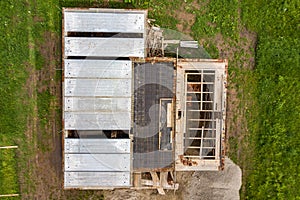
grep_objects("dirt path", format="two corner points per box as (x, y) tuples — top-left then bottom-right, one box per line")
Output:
(21, 4), (64, 197)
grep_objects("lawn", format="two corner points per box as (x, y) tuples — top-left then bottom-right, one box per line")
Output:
(241, 0), (300, 199)
(0, 0), (32, 197)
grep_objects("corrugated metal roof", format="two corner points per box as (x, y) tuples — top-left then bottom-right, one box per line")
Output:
(64, 79), (131, 97)
(65, 60), (132, 79)
(64, 97), (131, 112)
(64, 11), (145, 33)
(64, 172), (131, 188)
(65, 154), (130, 171)
(65, 139), (130, 153)
(64, 112), (131, 130)
(63, 61), (132, 131)
(64, 138), (131, 188)
(64, 37), (144, 57)
(62, 8), (148, 189)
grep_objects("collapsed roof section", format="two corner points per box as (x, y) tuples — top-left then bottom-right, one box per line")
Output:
(62, 8), (227, 192)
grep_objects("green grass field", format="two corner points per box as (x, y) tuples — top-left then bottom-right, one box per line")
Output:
(0, 0), (299, 199)
(241, 1), (300, 198)
(1, 1), (31, 198)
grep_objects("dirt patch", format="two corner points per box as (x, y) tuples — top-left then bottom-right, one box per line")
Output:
(226, 86), (242, 155)
(103, 159), (241, 200)
(239, 28), (257, 69)
(24, 64), (36, 99)
(175, 11), (196, 34)
(20, 28), (65, 199)
(103, 189), (178, 200)
(213, 33), (232, 58)
(167, 1), (205, 34)
(174, 0), (210, 34)
(191, 0), (201, 10)
(33, 16), (44, 23)
(33, 31), (63, 199)
(37, 31), (59, 93)
(184, 158), (241, 200)
(213, 30), (257, 70)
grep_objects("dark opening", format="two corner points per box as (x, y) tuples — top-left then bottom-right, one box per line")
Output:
(67, 32), (143, 38)
(66, 56), (130, 60)
(187, 74), (201, 82)
(178, 111), (182, 119)
(102, 130), (129, 138)
(67, 130), (79, 138)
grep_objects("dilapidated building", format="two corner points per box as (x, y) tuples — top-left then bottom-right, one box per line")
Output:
(62, 8), (227, 194)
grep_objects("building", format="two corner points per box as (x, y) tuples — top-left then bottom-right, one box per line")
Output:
(62, 8), (227, 194)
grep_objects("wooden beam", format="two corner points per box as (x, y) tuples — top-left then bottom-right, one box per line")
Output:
(133, 172), (142, 187)
(0, 194), (19, 197)
(0, 146), (18, 149)
(164, 40), (180, 44)
(160, 172), (168, 188)
(141, 179), (154, 186)
(150, 172), (165, 195)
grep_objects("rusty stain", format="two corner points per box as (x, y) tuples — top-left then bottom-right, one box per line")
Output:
(133, 167), (174, 173)
(220, 157), (225, 171)
(131, 57), (176, 63)
(179, 155), (198, 166)
(178, 58), (227, 63)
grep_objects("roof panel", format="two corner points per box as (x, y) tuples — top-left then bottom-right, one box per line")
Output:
(64, 60), (132, 79)
(64, 37), (144, 57)
(64, 112), (131, 130)
(64, 171), (131, 188)
(64, 97), (131, 112)
(64, 138), (130, 154)
(64, 11), (145, 33)
(64, 79), (131, 97)
(64, 153), (130, 171)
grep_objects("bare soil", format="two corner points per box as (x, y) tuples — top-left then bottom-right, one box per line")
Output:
(171, 0), (207, 34)
(103, 158), (241, 200)
(20, 31), (66, 199)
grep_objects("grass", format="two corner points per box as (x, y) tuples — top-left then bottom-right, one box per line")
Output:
(228, 136), (238, 163)
(240, 0), (300, 199)
(0, 149), (19, 197)
(0, 0), (31, 197)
